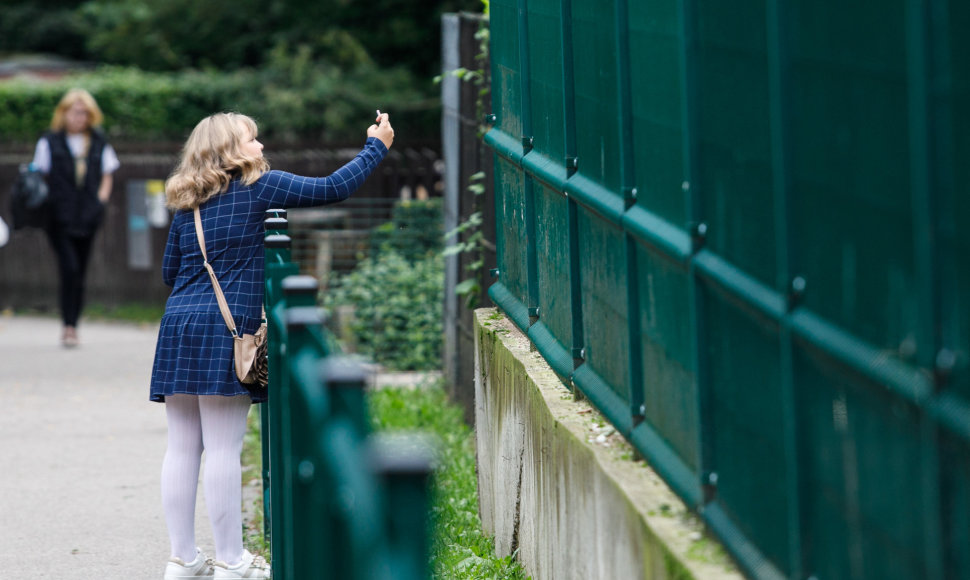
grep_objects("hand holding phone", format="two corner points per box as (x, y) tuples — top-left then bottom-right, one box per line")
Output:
(368, 109), (394, 149)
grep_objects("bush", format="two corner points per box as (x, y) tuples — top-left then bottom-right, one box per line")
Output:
(329, 199), (444, 370)
(0, 63), (440, 144)
(325, 250), (443, 371)
(370, 199), (444, 262)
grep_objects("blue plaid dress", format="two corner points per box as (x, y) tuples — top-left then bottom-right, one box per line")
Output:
(149, 137), (388, 403)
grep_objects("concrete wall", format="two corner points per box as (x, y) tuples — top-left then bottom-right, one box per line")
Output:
(473, 308), (743, 580)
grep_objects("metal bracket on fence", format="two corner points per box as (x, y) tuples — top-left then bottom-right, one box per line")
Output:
(572, 347), (585, 369)
(565, 156), (579, 175)
(935, 348), (956, 387)
(702, 471), (719, 504)
(788, 276), (807, 311)
(623, 187), (638, 208)
(632, 403), (646, 427)
(689, 222), (708, 253)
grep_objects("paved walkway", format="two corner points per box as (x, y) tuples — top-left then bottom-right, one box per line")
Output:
(0, 315), (214, 579)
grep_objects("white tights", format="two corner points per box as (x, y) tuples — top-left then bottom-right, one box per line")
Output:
(161, 394), (252, 566)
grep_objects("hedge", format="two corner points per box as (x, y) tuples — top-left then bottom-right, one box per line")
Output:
(0, 64), (440, 144)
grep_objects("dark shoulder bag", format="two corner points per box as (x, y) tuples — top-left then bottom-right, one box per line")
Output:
(9, 164), (50, 230)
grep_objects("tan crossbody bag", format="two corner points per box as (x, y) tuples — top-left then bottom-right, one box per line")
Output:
(193, 207), (268, 387)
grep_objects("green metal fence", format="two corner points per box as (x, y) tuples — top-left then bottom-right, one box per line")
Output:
(260, 211), (434, 579)
(483, 1), (968, 578)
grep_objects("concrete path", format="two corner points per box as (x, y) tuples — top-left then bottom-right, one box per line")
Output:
(0, 315), (214, 579)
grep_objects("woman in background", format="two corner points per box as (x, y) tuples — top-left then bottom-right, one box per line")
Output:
(31, 88), (120, 347)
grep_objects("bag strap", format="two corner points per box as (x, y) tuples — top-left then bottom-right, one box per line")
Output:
(194, 206), (240, 338)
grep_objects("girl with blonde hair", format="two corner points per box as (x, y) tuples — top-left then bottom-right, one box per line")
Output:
(150, 111), (393, 579)
(31, 88), (120, 347)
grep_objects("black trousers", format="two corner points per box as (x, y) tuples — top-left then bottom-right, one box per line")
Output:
(45, 227), (95, 327)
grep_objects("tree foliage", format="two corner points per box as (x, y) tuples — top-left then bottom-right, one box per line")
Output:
(0, 2), (89, 60)
(0, 0), (481, 79)
(0, 0), (483, 143)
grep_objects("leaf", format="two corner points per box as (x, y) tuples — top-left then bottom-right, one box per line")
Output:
(454, 553), (488, 571)
(442, 244), (466, 257)
(454, 279), (479, 296)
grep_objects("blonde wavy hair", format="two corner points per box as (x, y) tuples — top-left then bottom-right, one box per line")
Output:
(50, 88), (104, 131)
(165, 113), (270, 210)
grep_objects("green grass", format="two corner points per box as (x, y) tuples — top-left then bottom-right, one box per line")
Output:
(240, 383), (528, 578)
(8, 301), (165, 324)
(369, 383), (530, 580)
(8, 301), (168, 324)
(242, 408), (270, 559)
(83, 302), (165, 324)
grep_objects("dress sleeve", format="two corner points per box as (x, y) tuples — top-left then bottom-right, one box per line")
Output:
(101, 143), (121, 174)
(162, 216), (182, 287)
(256, 137), (388, 208)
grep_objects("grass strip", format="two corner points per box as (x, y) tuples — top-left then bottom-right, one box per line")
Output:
(241, 382), (529, 578)
(369, 383), (529, 580)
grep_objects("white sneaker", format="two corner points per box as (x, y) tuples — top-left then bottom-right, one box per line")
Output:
(213, 549), (270, 579)
(164, 548), (215, 579)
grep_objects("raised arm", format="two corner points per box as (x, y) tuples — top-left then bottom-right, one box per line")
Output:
(256, 137), (389, 208)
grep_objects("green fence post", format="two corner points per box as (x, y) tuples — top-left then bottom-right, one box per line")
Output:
(265, 230), (298, 580)
(282, 283), (329, 580)
(321, 357), (369, 434)
(262, 209), (288, 545)
(318, 357), (374, 579)
(560, 0), (585, 376)
(370, 434), (435, 580)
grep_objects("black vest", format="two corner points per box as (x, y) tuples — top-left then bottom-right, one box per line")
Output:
(46, 130), (107, 237)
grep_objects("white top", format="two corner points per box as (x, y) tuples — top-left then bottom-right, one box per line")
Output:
(31, 133), (121, 175)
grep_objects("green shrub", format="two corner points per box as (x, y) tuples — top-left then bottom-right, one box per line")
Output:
(325, 250), (443, 371)
(0, 63), (439, 143)
(370, 199), (444, 262)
